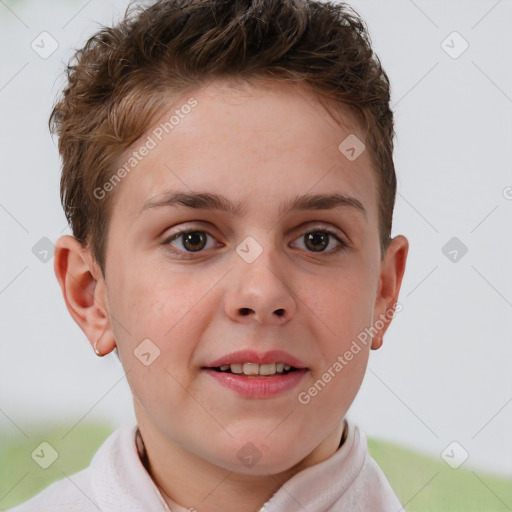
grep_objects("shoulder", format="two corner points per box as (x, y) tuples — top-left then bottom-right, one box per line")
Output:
(338, 421), (404, 511)
(259, 419), (404, 512)
(7, 467), (96, 512)
(6, 424), (154, 512)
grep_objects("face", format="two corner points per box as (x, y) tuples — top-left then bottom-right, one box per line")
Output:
(98, 79), (394, 474)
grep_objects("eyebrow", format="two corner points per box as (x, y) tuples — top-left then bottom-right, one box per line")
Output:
(139, 191), (367, 218)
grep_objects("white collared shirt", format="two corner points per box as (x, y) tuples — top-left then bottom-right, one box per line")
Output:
(8, 420), (404, 512)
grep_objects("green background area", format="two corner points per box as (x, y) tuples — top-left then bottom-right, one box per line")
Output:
(1, 424), (511, 511)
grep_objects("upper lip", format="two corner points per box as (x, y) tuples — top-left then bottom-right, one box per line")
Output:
(204, 349), (307, 369)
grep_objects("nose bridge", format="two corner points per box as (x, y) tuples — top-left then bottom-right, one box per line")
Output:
(225, 233), (296, 323)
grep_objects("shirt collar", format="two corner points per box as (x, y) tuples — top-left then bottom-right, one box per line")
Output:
(91, 419), (365, 512)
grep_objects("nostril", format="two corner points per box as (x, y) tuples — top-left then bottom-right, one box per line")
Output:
(238, 308), (285, 317)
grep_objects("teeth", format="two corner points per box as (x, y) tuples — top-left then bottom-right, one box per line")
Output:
(217, 362), (294, 376)
(259, 363), (276, 375)
(230, 363), (243, 374)
(243, 363), (260, 375)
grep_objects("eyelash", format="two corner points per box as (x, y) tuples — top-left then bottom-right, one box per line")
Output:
(162, 226), (348, 259)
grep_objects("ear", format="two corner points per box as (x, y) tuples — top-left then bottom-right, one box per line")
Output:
(54, 235), (116, 356)
(371, 235), (408, 350)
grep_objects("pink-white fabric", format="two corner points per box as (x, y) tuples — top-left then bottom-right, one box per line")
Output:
(9, 420), (404, 511)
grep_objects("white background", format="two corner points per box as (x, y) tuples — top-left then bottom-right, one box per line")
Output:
(1, 0), (511, 483)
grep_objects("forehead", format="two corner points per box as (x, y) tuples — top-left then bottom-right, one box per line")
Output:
(109, 79), (378, 224)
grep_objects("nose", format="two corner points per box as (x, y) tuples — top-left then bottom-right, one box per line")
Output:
(224, 246), (297, 325)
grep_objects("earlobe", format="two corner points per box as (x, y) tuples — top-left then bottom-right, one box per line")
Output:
(371, 235), (409, 350)
(54, 235), (116, 356)
(371, 333), (383, 350)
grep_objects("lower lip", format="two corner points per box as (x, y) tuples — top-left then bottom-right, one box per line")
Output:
(203, 369), (307, 398)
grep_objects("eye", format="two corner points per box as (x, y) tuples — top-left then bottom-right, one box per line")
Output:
(165, 230), (218, 254)
(291, 229), (346, 254)
(163, 226), (347, 258)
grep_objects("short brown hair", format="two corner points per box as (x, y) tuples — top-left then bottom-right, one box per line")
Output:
(50, 0), (396, 274)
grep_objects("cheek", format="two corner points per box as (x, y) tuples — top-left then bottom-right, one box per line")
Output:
(301, 263), (376, 351)
(108, 271), (201, 416)
(295, 261), (375, 413)
(108, 262), (212, 371)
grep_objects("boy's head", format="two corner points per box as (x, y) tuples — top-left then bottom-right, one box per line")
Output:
(53, 0), (407, 478)
(50, 0), (396, 276)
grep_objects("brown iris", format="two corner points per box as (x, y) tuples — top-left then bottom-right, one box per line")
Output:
(304, 232), (330, 252)
(181, 232), (207, 252)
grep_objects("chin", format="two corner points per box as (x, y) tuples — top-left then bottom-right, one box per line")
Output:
(206, 439), (308, 476)
(225, 453), (304, 476)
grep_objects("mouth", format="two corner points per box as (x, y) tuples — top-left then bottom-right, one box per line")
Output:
(201, 350), (308, 398)
(205, 362), (298, 376)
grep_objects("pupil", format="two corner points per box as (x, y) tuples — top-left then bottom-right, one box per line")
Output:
(305, 232), (328, 252)
(183, 232), (206, 251)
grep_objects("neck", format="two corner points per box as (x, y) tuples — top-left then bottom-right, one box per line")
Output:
(136, 421), (347, 512)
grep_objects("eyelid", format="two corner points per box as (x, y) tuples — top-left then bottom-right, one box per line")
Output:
(162, 226), (222, 258)
(291, 221), (350, 245)
(293, 222), (346, 239)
